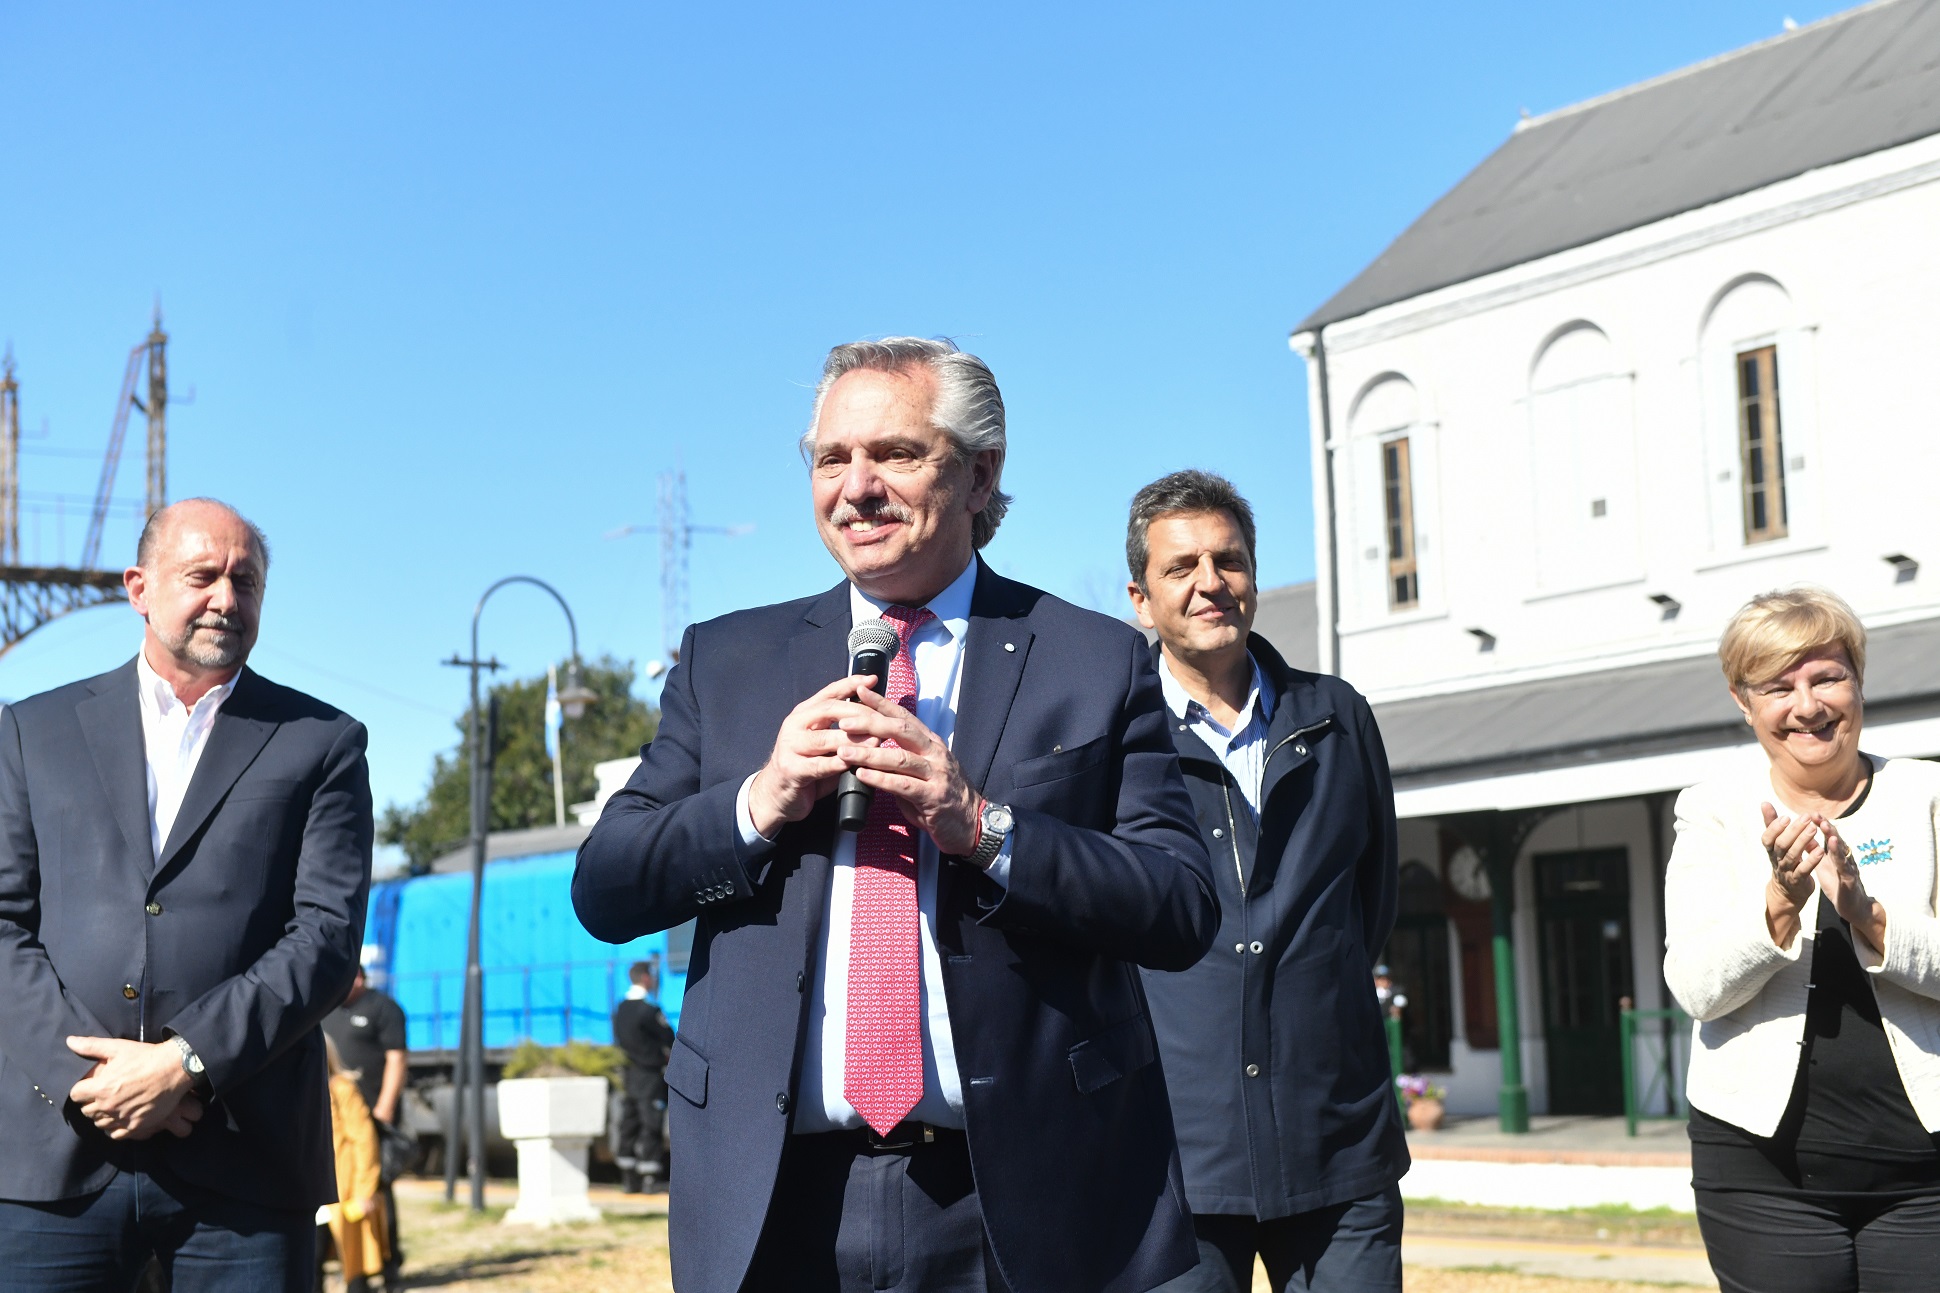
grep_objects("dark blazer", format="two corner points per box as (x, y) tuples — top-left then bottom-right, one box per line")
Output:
(574, 564), (1218, 1293)
(1140, 634), (1409, 1219)
(0, 660), (373, 1211)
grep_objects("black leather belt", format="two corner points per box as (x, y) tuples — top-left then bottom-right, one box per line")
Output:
(860, 1121), (959, 1152)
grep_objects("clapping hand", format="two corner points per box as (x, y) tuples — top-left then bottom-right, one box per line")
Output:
(1811, 815), (1888, 953)
(1761, 804), (1824, 948)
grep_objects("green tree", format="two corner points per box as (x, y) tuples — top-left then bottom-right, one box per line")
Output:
(379, 655), (657, 872)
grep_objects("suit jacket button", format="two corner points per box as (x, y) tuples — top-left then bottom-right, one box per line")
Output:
(795, 971), (805, 993)
(1212, 828), (1224, 839)
(1245, 1063), (1260, 1078)
(145, 902), (163, 916)
(123, 984), (139, 1000)
(776, 1092), (791, 1114)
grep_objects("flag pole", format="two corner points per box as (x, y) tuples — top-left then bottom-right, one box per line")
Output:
(547, 663), (566, 829)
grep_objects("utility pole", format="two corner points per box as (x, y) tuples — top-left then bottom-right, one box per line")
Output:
(1, 350), (18, 565)
(143, 308), (167, 517)
(609, 472), (751, 672)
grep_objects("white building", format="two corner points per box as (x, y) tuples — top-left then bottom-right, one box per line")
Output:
(1287, 0), (1940, 1122)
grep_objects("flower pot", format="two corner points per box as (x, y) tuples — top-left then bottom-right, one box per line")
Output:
(497, 1076), (610, 1225)
(1406, 1097), (1445, 1131)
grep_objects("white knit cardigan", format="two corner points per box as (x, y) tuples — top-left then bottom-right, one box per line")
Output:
(1664, 754), (1940, 1137)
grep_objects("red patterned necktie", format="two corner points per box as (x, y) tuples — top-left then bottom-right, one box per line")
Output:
(844, 603), (934, 1135)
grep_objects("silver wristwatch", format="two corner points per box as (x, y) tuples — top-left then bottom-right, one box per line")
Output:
(171, 1034), (208, 1093)
(968, 801), (1014, 871)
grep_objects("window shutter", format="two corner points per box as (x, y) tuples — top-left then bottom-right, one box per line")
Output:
(1773, 328), (1820, 542)
(1349, 434), (1392, 623)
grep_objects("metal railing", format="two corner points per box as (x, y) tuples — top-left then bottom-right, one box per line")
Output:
(1620, 1006), (1691, 1136)
(394, 959), (634, 1054)
(1385, 1014), (1404, 1113)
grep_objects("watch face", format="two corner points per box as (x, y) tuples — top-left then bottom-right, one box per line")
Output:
(986, 804), (1014, 833)
(1448, 846), (1491, 902)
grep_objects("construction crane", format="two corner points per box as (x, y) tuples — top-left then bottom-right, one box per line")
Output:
(0, 311), (170, 659)
(605, 469), (751, 674)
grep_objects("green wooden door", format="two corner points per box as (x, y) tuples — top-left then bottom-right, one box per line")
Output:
(1536, 848), (1634, 1115)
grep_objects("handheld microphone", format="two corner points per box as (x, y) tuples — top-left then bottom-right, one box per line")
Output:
(836, 619), (901, 832)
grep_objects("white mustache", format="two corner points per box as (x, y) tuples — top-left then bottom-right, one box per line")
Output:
(830, 500), (913, 527)
(192, 616), (243, 633)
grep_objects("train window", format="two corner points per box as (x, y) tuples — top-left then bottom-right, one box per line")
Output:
(666, 918), (696, 974)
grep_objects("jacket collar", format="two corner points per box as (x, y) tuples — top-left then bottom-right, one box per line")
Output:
(1149, 632), (1335, 766)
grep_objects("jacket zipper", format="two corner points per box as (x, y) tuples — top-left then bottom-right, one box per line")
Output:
(1220, 778), (1245, 898)
(1221, 721), (1331, 900)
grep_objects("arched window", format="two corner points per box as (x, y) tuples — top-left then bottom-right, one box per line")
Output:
(1699, 275), (1818, 553)
(1527, 323), (1640, 593)
(1345, 375), (1440, 622)
(1383, 860), (1453, 1070)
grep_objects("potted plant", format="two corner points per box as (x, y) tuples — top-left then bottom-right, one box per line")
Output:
(497, 1042), (623, 1225)
(1395, 1074), (1448, 1131)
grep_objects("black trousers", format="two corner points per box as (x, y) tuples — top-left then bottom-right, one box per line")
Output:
(1696, 1186), (1940, 1292)
(741, 1127), (1008, 1293)
(617, 1066), (667, 1178)
(1149, 1187), (1403, 1293)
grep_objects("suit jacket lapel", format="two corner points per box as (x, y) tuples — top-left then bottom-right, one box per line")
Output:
(951, 559), (1032, 793)
(158, 668), (279, 868)
(790, 581), (855, 704)
(77, 660), (155, 869)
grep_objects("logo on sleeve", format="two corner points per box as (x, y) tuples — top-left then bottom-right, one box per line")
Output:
(1854, 838), (1893, 867)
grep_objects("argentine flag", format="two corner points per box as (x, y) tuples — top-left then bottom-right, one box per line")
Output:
(545, 665), (563, 760)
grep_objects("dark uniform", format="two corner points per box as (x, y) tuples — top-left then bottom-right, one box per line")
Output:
(612, 992), (674, 1189)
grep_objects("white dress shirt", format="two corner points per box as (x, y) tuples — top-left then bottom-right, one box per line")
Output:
(734, 558), (1012, 1131)
(135, 650), (240, 860)
(1158, 652), (1275, 818)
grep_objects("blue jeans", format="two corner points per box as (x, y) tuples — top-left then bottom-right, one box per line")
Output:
(0, 1169), (315, 1293)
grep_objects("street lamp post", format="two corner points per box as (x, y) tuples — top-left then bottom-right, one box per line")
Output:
(442, 575), (595, 1211)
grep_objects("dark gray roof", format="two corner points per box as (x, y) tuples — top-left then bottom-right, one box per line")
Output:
(1299, 0), (1940, 333)
(1252, 582), (1319, 672)
(1375, 615), (1940, 789)
(429, 822), (590, 874)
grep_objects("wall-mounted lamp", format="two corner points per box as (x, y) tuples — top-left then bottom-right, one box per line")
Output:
(1648, 592), (1682, 621)
(1884, 553), (1920, 584)
(1466, 627), (1497, 652)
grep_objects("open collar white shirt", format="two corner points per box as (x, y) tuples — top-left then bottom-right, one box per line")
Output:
(1158, 651), (1275, 819)
(134, 649), (240, 860)
(734, 557), (1011, 1132)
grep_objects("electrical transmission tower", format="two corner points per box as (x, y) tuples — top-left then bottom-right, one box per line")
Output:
(0, 311), (170, 658)
(606, 469), (751, 671)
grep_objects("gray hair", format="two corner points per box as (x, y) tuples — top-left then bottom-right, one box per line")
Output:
(802, 337), (1012, 550)
(1126, 469), (1257, 591)
(135, 497), (272, 572)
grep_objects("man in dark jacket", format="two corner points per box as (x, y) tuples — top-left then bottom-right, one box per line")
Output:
(1126, 471), (1407, 1293)
(611, 959), (674, 1192)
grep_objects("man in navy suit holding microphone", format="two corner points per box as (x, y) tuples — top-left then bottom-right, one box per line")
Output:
(574, 337), (1217, 1293)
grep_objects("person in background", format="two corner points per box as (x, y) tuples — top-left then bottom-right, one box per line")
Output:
(1665, 587), (1940, 1292)
(319, 1036), (389, 1293)
(323, 963), (409, 1285)
(1127, 469), (1408, 1293)
(612, 959), (675, 1193)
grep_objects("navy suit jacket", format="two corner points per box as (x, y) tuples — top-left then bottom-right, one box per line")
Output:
(0, 660), (373, 1211)
(574, 564), (1218, 1293)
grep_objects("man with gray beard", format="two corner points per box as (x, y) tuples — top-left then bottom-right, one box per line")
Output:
(0, 498), (373, 1292)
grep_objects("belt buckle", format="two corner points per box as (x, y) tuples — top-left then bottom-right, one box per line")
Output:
(865, 1122), (935, 1151)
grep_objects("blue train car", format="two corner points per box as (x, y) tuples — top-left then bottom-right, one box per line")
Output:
(365, 848), (691, 1057)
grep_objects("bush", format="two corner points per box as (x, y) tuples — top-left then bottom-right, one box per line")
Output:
(500, 1040), (626, 1088)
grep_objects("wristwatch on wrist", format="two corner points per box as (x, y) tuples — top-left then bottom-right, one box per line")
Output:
(170, 1034), (210, 1097)
(967, 800), (1014, 872)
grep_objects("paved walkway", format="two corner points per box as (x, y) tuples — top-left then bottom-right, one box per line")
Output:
(1403, 1114), (1697, 1211)
(1408, 1113), (1691, 1163)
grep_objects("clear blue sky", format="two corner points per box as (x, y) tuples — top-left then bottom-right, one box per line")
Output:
(0, 2), (1849, 848)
